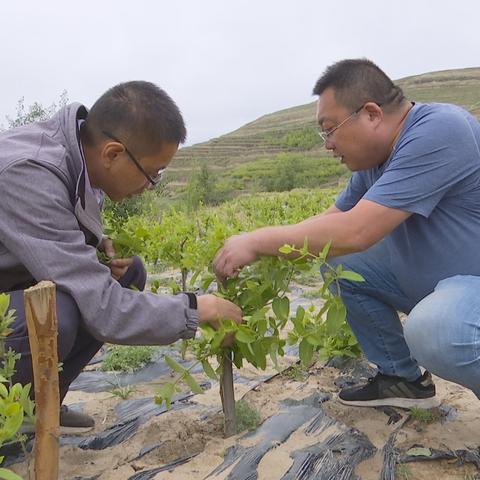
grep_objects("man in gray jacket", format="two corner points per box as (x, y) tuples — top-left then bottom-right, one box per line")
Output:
(0, 81), (241, 432)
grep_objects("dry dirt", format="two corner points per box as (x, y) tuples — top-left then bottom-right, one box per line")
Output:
(9, 358), (480, 480)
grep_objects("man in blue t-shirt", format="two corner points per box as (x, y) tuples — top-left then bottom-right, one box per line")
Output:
(213, 58), (480, 408)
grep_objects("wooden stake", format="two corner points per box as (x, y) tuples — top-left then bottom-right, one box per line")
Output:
(24, 281), (59, 480)
(220, 352), (236, 438)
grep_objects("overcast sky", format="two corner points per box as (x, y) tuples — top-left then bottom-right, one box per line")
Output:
(1, 0), (478, 145)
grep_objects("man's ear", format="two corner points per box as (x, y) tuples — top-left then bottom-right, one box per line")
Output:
(101, 141), (124, 170)
(363, 102), (383, 124)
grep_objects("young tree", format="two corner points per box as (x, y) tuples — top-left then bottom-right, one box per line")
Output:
(3, 91), (68, 130)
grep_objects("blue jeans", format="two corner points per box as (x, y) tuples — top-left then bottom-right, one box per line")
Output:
(324, 241), (480, 398)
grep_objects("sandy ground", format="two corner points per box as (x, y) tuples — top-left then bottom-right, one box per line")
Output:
(9, 360), (480, 480)
(8, 280), (480, 479)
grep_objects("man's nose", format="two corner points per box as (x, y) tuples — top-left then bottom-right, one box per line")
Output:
(325, 137), (335, 150)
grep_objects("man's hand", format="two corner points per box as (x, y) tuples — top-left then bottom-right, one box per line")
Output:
(197, 294), (243, 347)
(98, 237), (133, 280)
(213, 233), (258, 283)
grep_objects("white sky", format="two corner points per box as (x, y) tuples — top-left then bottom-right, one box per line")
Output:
(0, 0), (478, 145)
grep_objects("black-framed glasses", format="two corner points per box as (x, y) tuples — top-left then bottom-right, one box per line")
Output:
(318, 104), (365, 142)
(102, 130), (165, 186)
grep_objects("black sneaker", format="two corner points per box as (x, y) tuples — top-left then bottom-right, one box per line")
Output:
(338, 371), (440, 409)
(19, 405), (95, 435)
(59, 405), (95, 434)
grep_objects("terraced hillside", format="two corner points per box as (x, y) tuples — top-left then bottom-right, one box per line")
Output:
(168, 67), (480, 189)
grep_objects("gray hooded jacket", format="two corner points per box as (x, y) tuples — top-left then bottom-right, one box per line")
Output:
(0, 103), (198, 344)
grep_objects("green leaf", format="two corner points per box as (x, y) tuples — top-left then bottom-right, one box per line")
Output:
(183, 372), (204, 394)
(0, 384), (10, 401)
(305, 334), (322, 346)
(319, 241), (332, 261)
(154, 383), (175, 409)
(235, 326), (256, 344)
(272, 296), (290, 321)
(278, 245), (293, 254)
(252, 343), (267, 370)
(269, 343), (279, 369)
(0, 294), (9, 317)
(201, 359), (218, 380)
(338, 270), (365, 282)
(406, 447), (432, 457)
(164, 355), (186, 374)
(325, 302), (346, 335)
(295, 305), (305, 323)
(0, 468), (23, 480)
(299, 338), (314, 366)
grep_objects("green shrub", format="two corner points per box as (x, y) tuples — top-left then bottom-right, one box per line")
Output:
(101, 345), (159, 373)
(265, 127), (322, 150)
(0, 293), (35, 480)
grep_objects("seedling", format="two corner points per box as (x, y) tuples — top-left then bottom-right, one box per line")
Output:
(155, 241), (364, 437)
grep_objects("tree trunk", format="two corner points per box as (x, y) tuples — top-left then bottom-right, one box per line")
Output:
(24, 281), (59, 480)
(181, 268), (188, 291)
(220, 352), (236, 437)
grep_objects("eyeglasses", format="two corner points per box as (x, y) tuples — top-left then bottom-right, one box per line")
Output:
(102, 130), (166, 186)
(318, 104), (364, 142)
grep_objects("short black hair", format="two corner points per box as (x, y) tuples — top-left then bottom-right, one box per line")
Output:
(313, 59), (405, 112)
(84, 81), (186, 156)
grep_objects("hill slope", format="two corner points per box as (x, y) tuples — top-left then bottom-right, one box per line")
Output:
(168, 67), (480, 190)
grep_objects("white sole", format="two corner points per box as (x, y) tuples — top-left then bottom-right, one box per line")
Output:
(338, 394), (441, 409)
(19, 425), (94, 435)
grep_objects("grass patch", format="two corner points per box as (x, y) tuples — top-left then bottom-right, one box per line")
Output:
(101, 345), (159, 373)
(225, 154), (346, 193)
(235, 400), (261, 433)
(409, 407), (440, 424)
(282, 362), (311, 382)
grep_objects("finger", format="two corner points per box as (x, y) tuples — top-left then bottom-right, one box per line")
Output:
(103, 238), (116, 258)
(110, 257), (134, 268)
(111, 266), (128, 279)
(213, 256), (228, 284)
(212, 249), (225, 275)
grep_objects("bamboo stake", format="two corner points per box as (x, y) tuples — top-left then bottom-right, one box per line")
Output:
(220, 352), (236, 438)
(24, 281), (59, 480)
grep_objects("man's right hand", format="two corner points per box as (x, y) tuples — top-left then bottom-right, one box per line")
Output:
(196, 294), (243, 346)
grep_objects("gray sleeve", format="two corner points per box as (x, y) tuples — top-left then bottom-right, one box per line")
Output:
(0, 160), (198, 345)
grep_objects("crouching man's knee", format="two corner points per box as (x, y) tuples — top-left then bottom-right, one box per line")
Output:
(118, 255), (147, 291)
(404, 276), (480, 394)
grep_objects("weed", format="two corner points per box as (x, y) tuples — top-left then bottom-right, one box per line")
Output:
(409, 407), (440, 424)
(110, 384), (136, 400)
(301, 289), (321, 299)
(235, 400), (261, 433)
(282, 362), (310, 382)
(101, 345), (159, 373)
(396, 464), (413, 480)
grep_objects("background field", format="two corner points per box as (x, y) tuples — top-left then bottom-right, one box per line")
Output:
(163, 67), (480, 200)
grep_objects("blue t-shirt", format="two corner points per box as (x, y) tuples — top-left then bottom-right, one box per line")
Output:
(336, 103), (480, 303)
